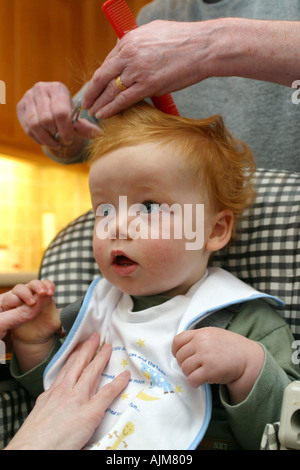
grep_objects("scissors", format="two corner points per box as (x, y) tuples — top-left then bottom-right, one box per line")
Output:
(54, 100), (82, 142)
(70, 101), (82, 123)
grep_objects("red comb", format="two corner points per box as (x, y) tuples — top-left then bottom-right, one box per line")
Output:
(102, 0), (180, 116)
(102, 0), (138, 37)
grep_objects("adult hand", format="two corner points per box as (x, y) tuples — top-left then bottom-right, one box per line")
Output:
(17, 81), (101, 152)
(0, 290), (23, 339)
(5, 332), (130, 450)
(82, 20), (206, 118)
(82, 17), (299, 120)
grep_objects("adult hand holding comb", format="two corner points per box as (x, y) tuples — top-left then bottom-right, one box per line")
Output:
(82, 0), (181, 118)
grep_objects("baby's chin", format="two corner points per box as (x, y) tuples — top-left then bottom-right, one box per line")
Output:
(117, 283), (188, 298)
(120, 287), (166, 297)
(105, 271), (189, 298)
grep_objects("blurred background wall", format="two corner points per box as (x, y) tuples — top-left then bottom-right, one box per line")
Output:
(0, 0), (151, 274)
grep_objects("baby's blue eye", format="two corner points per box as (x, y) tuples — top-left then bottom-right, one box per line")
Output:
(96, 204), (116, 217)
(141, 201), (160, 214)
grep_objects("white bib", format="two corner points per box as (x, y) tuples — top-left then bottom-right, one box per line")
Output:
(44, 268), (283, 450)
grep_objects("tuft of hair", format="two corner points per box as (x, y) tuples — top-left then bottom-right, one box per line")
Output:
(87, 101), (256, 236)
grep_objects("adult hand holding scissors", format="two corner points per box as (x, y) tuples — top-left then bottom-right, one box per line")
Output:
(17, 81), (101, 158)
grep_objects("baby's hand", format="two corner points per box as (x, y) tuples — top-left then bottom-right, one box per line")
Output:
(172, 327), (264, 404)
(1, 279), (61, 344)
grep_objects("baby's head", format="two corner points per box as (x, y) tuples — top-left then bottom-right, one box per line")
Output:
(88, 101), (255, 236)
(88, 101), (255, 297)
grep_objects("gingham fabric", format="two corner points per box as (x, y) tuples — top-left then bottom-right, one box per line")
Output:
(0, 387), (35, 449)
(261, 423), (281, 450)
(39, 168), (300, 341)
(210, 169), (300, 341)
(39, 210), (101, 309)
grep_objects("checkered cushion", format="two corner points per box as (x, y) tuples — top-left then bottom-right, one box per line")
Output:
(0, 387), (35, 449)
(39, 169), (300, 340)
(39, 212), (100, 309)
(210, 169), (300, 341)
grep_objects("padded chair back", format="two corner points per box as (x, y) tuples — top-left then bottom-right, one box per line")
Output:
(39, 169), (300, 340)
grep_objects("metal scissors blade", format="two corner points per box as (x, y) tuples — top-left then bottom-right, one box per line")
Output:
(71, 101), (82, 123)
(54, 100), (82, 141)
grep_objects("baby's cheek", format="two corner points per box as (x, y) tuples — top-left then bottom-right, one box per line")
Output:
(146, 239), (184, 272)
(93, 237), (107, 267)
(147, 237), (172, 257)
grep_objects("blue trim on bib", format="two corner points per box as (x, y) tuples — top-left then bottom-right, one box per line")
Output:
(182, 292), (283, 449)
(184, 293), (284, 331)
(188, 383), (212, 450)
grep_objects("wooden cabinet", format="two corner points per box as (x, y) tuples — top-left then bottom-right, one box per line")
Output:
(0, 0), (151, 164)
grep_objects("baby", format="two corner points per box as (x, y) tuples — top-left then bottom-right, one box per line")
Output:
(4, 102), (299, 450)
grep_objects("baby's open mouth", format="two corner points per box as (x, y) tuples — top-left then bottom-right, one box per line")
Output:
(114, 255), (135, 266)
(111, 252), (138, 276)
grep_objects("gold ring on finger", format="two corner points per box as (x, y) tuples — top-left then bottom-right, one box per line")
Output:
(115, 75), (127, 91)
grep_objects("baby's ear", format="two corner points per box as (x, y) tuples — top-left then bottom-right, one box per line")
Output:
(205, 209), (234, 252)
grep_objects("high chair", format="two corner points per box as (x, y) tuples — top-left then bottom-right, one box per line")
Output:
(1, 168), (299, 449)
(38, 167), (300, 449)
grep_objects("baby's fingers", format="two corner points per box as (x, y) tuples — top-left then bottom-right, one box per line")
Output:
(10, 284), (38, 307)
(2, 280), (55, 312)
(27, 279), (55, 297)
(172, 330), (195, 357)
